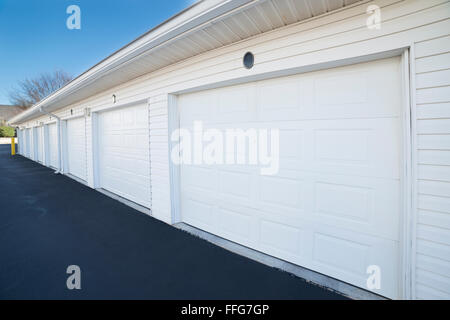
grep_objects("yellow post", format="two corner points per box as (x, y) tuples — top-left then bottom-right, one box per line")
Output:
(11, 137), (15, 156)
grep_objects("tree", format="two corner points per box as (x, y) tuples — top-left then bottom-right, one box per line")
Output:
(8, 70), (73, 108)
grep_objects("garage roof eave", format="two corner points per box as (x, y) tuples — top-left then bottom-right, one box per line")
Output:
(8, 0), (254, 126)
(8, 0), (365, 126)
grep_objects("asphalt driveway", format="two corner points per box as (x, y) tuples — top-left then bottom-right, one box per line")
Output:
(0, 144), (346, 299)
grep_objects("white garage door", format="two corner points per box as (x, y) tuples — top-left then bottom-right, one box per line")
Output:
(36, 126), (44, 163)
(178, 57), (403, 299)
(18, 129), (24, 155)
(47, 123), (58, 168)
(97, 103), (151, 208)
(66, 117), (87, 181)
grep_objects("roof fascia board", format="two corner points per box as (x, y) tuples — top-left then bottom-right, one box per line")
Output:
(8, 0), (255, 125)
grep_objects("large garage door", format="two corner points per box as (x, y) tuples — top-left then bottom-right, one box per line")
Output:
(25, 128), (31, 158)
(66, 117), (87, 181)
(17, 130), (22, 155)
(47, 123), (58, 168)
(97, 103), (151, 208)
(178, 57), (403, 299)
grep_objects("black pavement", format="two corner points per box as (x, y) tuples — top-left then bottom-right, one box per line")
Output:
(0, 144), (346, 299)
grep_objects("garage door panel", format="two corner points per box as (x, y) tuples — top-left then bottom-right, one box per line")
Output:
(263, 174), (398, 238)
(66, 117), (87, 181)
(183, 199), (259, 250)
(24, 130), (27, 157)
(278, 129), (304, 159)
(101, 168), (148, 191)
(102, 128), (148, 138)
(182, 179), (400, 227)
(30, 129), (36, 160)
(101, 153), (149, 176)
(181, 187), (219, 212)
(102, 164), (150, 187)
(181, 118), (401, 179)
(257, 77), (302, 120)
(312, 119), (401, 179)
(181, 166), (217, 192)
(47, 123), (58, 168)
(311, 176), (400, 241)
(97, 103), (151, 208)
(217, 206), (256, 245)
(271, 119), (401, 179)
(28, 129), (32, 158)
(179, 57), (402, 298)
(260, 219), (303, 256)
(219, 169), (252, 199)
(217, 84), (257, 123)
(258, 175), (306, 210)
(258, 218), (398, 297)
(32, 128), (38, 160)
(178, 92), (217, 124)
(183, 197), (216, 229)
(309, 229), (399, 299)
(191, 167), (401, 241)
(36, 127), (43, 163)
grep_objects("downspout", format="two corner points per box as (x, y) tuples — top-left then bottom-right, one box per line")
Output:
(39, 107), (63, 174)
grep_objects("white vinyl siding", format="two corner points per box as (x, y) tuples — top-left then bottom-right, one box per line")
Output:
(17, 0), (450, 299)
(414, 34), (450, 300)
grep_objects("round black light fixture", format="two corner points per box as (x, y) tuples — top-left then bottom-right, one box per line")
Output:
(243, 52), (254, 69)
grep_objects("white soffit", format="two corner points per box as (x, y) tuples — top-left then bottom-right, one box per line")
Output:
(9, 0), (362, 124)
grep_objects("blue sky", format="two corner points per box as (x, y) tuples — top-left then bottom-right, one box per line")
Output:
(0, 0), (195, 104)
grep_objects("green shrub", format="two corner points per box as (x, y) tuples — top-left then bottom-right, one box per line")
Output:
(0, 126), (15, 137)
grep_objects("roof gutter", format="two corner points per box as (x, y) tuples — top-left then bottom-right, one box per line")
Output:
(8, 0), (255, 126)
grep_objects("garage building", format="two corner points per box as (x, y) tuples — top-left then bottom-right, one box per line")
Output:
(8, 0), (450, 299)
